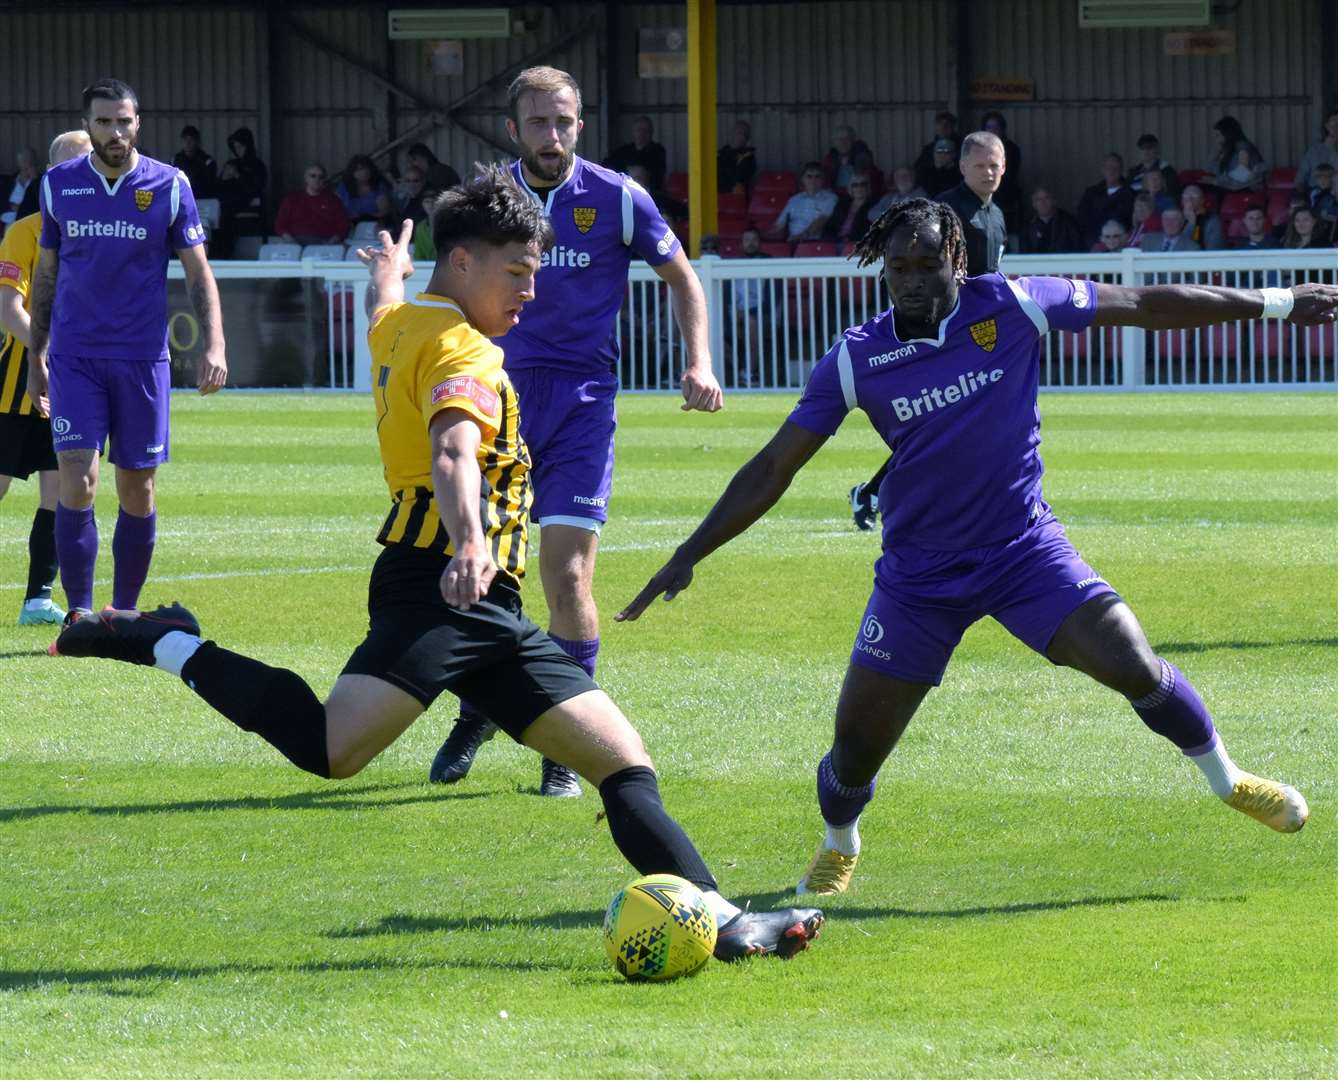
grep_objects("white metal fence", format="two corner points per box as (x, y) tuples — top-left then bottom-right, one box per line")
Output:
(177, 250), (1338, 392)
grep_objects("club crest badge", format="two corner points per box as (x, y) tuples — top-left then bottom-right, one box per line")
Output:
(573, 207), (597, 233)
(969, 318), (997, 352)
(134, 189), (154, 211)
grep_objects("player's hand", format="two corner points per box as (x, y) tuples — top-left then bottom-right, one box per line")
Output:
(679, 364), (723, 413)
(440, 542), (496, 610)
(615, 555), (695, 622)
(1284, 284), (1338, 326)
(197, 345), (228, 395)
(26, 350), (50, 418)
(357, 218), (415, 281)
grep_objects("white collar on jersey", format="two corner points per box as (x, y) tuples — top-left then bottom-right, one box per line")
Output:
(513, 157), (579, 214)
(890, 295), (962, 348)
(407, 293), (466, 318)
(85, 150), (139, 197)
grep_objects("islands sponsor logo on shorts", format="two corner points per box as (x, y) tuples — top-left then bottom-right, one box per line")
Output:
(573, 207), (597, 233)
(52, 416), (71, 436)
(969, 318), (997, 352)
(1072, 280), (1091, 308)
(572, 494), (607, 507)
(430, 375), (499, 418)
(856, 614), (892, 661)
(134, 189), (154, 212)
(891, 367), (1004, 422)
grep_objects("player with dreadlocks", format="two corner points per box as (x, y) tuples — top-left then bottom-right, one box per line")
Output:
(619, 196), (1337, 895)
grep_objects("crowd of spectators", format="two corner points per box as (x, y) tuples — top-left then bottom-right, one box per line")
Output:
(3, 107), (1335, 260)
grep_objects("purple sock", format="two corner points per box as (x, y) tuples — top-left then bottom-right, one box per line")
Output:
(1130, 658), (1216, 753)
(112, 508), (157, 611)
(549, 633), (599, 679)
(55, 503), (98, 612)
(817, 751), (876, 827)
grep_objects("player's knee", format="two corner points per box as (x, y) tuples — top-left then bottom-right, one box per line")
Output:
(325, 751), (366, 780)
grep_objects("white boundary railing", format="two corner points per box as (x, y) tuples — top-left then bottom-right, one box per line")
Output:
(176, 250), (1338, 392)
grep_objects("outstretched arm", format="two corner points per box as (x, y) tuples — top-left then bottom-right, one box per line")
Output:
(617, 420), (827, 621)
(178, 244), (228, 394)
(1093, 281), (1338, 330)
(653, 248), (723, 413)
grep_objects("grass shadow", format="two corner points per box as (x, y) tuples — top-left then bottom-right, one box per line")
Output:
(0, 648), (49, 660)
(0, 780), (488, 823)
(735, 890), (1184, 919)
(1154, 637), (1338, 655)
(324, 910), (606, 938)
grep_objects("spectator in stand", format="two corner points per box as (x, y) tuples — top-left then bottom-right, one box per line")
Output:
(914, 111), (959, 192)
(628, 164), (686, 221)
(604, 115), (667, 192)
(822, 125), (875, 193)
(1128, 133), (1178, 197)
(1139, 166), (1177, 213)
(393, 166), (436, 226)
(273, 162), (350, 246)
(1237, 207), (1280, 249)
(1208, 116), (1266, 192)
(1077, 153), (1134, 245)
(405, 143), (460, 193)
(938, 131), (1007, 275)
(336, 154), (392, 225)
(725, 226), (772, 387)
(765, 161), (837, 243)
(1306, 163), (1337, 225)
(1097, 219), (1130, 252)
(920, 138), (961, 198)
(1, 147), (42, 229)
(1140, 207), (1199, 252)
(1180, 184), (1225, 250)
(1127, 193), (1158, 247)
(1283, 206), (1330, 249)
(216, 127), (269, 256)
(980, 111), (1022, 234)
(173, 126), (218, 198)
(1020, 186), (1083, 253)
(1295, 110), (1338, 193)
(825, 171), (877, 244)
(718, 119), (756, 194)
(868, 166), (926, 219)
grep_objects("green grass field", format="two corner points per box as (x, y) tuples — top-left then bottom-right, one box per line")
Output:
(2, 391), (1335, 1078)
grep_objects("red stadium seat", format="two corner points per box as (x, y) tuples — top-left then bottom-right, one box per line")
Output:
(1219, 191), (1267, 220)
(754, 170), (798, 193)
(1140, 212), (1164, 233)
(718, 191), (746, 213)
(747, 191), (789, 230)
(665, 171), (688, 200)
(759, 241), (793, 258)
(1197, 190), (1219, 214)
(1266, 167), (1297, 191)
(1267, 196), (1293, 229)
(717, 210), (748, 238)
(1226, 217), (1250, 241)
(1178, 169), (1214, 188)
(718, 238), (742, 258)
(793, 241), (838, 258)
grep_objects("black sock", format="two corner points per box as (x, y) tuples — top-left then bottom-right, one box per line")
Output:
(26, 508), (58, 601)
(181, 642), (331, 777)
(598, 766), (716, 893)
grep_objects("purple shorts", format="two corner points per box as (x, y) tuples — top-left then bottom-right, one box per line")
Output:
(510, 366), (617, 528)
(852, 511), (1116, 686)
(48, 353), (171, 470)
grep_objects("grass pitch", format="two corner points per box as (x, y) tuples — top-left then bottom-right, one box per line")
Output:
(1, 390), (1335, 1078)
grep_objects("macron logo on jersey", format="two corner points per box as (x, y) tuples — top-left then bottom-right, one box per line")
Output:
(61, 187), (96, 196)
(540, 245), (591, 269)
(892, 368), (1004, 422)
(867, 343), (918, 368)
(66, 219), (148, 240)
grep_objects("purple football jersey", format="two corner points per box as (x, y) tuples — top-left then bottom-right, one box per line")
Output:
(501, 156), (679, 375)
(788, 273), (1099, 550)
(40, 153), (206, 361)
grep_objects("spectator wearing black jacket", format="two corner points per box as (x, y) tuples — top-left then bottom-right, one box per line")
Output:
(216, 126), (269, 256)
(173, 125), (218, 198)
(718, 119), (756, 194)
(1021, 187), (1084, 253)
(913, 111), (960, 192)
(1077, 153), (1134, 245)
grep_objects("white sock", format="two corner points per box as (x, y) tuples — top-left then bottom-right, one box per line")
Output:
(701, 890), (741, 925)
(824, 817), (861, 857)
(152, 630), (204, 676)
(1187, 737), (1243, 799)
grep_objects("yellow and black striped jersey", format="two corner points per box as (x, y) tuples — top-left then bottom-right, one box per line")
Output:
(0, 212), (41, 416)
(368, 292), (531, 583)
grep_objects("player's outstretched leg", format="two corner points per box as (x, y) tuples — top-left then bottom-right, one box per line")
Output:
(1048, 595), (1308, 834)
(798, 663), (931, 895)
(523, 689), (823, 961)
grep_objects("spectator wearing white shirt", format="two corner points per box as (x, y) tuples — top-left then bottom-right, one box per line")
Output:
(766, 162), (837, 243)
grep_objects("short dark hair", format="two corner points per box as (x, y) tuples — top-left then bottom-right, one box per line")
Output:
(180, 125), (200, 139)
(853, 197), (968, 284)
(430, 162), (555, 259)
(1136, 133), (1159, 148)
(407, 143), (434, 161)
(82, 77), (138, 116)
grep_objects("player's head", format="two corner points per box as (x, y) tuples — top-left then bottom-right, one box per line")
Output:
(854, 198), (968, 327)
(48, 130), (92, 167)
(81, 78), (140, 168)
(429, 163), (555, 336)
(506, 66), (583, 183)
(958, 131), (1005, 199)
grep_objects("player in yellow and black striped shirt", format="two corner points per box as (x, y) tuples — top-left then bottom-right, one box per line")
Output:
(53, 165), (825, 960)
(0, 130), (90, 625)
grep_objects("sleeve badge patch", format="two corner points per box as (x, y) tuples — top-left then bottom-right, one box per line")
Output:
(0, 260), (21, 284)
(573, 207), (597, 233)
(1072, 280), (1090, 308)
(431, 375), (500, 417)
(134, 189), (154, 211)
(969, 319), (997, 352)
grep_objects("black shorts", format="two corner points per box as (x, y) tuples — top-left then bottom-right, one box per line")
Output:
(0, 413), (57, 479)
(341, 543), (597, 741)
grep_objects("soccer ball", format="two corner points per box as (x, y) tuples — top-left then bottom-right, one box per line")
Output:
(603, 874), (717, 981)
